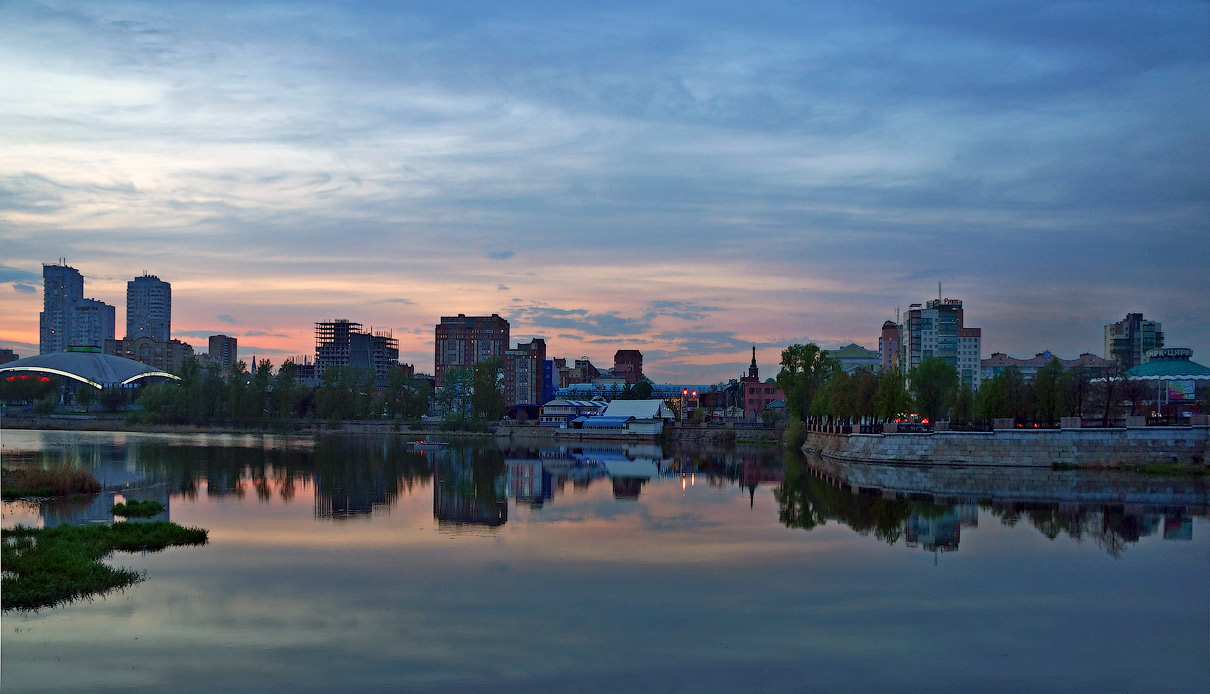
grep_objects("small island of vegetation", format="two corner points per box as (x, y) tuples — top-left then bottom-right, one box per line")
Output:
(111, 499), (166, 517)
(2, 521), (208, 611)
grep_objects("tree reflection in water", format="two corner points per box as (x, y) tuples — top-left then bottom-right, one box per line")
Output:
(776, 453), (1205, 557)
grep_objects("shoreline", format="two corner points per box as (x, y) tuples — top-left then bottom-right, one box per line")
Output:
(0, 414), (783, 445)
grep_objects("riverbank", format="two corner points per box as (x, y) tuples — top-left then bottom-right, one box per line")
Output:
(1, 414), (783, 445)
(803, 424), (1210, 468)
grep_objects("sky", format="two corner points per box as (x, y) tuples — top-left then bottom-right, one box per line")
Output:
(1, 0), (1207, 382)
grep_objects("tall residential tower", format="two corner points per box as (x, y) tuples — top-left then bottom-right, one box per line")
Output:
(126, 274), (171, 341)
(39, 262), (115, 353)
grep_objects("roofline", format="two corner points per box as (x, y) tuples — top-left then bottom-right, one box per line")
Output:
(0, 365), (180, 388)
(0, 365), (102, 389)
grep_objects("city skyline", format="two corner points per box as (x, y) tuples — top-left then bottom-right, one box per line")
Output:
(2, 2), (1207, 382)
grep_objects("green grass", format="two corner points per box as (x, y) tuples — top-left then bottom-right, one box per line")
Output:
(1132, 463), (1210, 477)
(1, 466), (101, 499)
(2, 521), (208, 611)
(110, 499), (165, 517)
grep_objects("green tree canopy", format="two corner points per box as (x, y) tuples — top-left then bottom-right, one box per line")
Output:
(776, 343), (837, 421)
(909, 358), (959, 421)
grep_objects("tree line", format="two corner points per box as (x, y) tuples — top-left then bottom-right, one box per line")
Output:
(774, 343), (1165, 444)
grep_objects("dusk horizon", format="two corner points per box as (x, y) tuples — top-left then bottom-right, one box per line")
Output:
(2, 1), (1207, 383)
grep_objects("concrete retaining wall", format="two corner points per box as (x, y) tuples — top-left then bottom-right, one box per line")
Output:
(804, 426), (1209, 467)
(804, 453), (1210, 506)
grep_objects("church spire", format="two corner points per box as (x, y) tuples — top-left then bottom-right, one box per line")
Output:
(748, 345), (758, 380)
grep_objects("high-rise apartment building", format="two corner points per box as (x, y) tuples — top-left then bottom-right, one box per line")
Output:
(39, 262), (115, 353)
(126, 274), (171, 341)
(504, 338), (547, 409)
(434, 314), (510, 386)
(315, 319), (399, 382)
(71, 299), (116, 350)
(209, 334), (238, 376)
(899, 298), (982, 390)
(1104, 313), (1163, 369)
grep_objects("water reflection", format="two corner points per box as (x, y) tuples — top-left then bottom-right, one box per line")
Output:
(778, 453), (1208, 557)
(4, 431), (1207, 560)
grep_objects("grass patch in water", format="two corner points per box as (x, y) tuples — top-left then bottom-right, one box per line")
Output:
(2, 521), (208, 611)
(1132, 463), (1210, 477)
(111, 499), (165, 517)
(1, 466), (101, 499)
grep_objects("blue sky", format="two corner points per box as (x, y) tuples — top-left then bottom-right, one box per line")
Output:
(2, 1), (1207, 381)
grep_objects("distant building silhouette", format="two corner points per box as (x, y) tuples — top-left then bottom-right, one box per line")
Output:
(1104, 313), (1163, 369)
(613, 349), (643, 384)
(208, 334), (238, 376)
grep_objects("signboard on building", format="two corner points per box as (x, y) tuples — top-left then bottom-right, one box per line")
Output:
(1167, 380), (1195, 401)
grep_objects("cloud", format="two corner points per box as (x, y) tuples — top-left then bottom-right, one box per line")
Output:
(217, 314), (237, 324)
(374, 298), (415, 305)
(510, 304), (652, 336)
(0, 265), (39, 283)
(497, 284), (509, 291)
(12, 283), (36, 294)
(485, 251), (515, 260)
(645, 300), (724, 322)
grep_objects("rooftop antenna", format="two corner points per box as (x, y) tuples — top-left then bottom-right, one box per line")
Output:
(938, 282), (942, 301)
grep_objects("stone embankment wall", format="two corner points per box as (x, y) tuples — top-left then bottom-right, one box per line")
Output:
(804, 453), (1210, 506)
(804, 426), (1209, 467)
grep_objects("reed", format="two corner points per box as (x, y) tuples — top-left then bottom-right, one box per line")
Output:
(1, 466), (101, 499)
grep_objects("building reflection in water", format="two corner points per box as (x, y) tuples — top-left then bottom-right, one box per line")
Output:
(434, 448), (508, 528)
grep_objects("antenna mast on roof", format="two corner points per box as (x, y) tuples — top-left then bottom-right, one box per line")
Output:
(938, 282), (942, 301)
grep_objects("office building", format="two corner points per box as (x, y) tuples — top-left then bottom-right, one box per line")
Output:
(126, 274), (171, 341)
(899, 298), (982, 390)
(1104, 313), (1164, 370)
(434, 314), (509, 386)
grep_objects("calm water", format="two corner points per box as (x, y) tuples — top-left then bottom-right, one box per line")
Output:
(2, 429), (1207, 693)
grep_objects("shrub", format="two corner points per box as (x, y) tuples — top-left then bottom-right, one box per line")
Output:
(782, 419), (807, 449)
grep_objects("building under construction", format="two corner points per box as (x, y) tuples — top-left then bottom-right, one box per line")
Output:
(314, 319), (400, 383)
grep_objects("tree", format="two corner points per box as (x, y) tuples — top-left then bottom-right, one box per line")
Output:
(99, 387), (127, 413)
(1032, 358), (1069, 425)
(873, 367), (912, 421)
(76, 384), (97, 411)
(952, 384), (975, 424)
(471, 357), (505, 420)
(776, 343), (837, 422)
(909, 358), (959, 421)
(1096, 361), (1123, 426)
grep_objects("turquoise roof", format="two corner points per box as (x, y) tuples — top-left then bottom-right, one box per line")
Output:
(1124, 358), (1210, 379)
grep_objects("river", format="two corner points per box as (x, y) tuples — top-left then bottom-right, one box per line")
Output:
(2, 429), (1207, 693)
